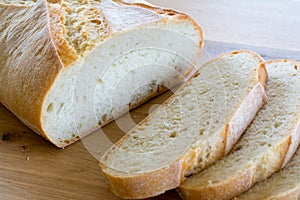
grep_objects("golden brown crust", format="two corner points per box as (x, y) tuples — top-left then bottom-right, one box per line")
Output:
(101, 161), (182, 199)
(0, 0), (63, 140)
(282, 109), (300, 167)
(258, 63), (268, 89)
(114, 0), (204, 49)
(255, 136), (291, 182)
(267, 187), (300, 200)
(236, 184), (300, 200)
(179, 165), (255, 200)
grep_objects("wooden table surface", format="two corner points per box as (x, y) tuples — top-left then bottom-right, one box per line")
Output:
(1, 1), (300, 200)
(149, 0), (300, 51)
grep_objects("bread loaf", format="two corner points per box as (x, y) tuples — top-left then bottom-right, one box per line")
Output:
(0, 0), (203, 147)
(179, 60), (300, 200)
(100, 50), (267, 199)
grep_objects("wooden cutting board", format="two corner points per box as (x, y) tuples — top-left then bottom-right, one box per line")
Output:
(1, 40), (300, 200)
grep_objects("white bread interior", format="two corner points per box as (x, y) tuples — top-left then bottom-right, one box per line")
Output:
(0, 0), (203, 147)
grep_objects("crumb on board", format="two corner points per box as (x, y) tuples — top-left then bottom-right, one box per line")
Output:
(1, 133), (10, 141)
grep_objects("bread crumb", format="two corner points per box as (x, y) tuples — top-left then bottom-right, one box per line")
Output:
(26, 156), (30, 161)
(294, 65), (298, 70)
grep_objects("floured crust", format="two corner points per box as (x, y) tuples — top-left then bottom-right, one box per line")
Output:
(100, 50), (268, 199)
(101, 161), (183, 198)
(115, 0), (204, 48)
(267, 188), (300, 200)
(0, 0), (63, 141)
(0, 0), (203, 147)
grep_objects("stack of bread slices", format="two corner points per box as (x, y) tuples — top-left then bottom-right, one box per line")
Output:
(101, 51), (300, 200)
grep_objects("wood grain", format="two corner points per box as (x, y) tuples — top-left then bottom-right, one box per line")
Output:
(1, 0), (300, 199)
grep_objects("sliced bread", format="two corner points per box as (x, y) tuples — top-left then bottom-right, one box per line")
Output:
(0, 0), (203, 147)
(100, 50), (267, 199)
(179, 60), (300, 200)
(236, 146), (300, 200)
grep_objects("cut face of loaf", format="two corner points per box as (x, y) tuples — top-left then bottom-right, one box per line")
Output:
(0, 0), (203, 147)
(100, 50), (268, 199)
(179, 60), (300, 200)
(236, 146), (300, 200)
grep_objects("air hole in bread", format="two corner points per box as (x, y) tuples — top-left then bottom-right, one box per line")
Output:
(97, 78), (103, 84)
(294, 65), (298, 70)
(274, 122), (282, 128)
(205, 152), (211, 159)
(46, 103), (54, 113)
(133, 136), (139, 139)
(190, 72), (199, 79)
(91, 19), (102, 24)
(57, 103), (65, 115)
(167, 12), (176, 16)
(199, 129), (205, 136)
(170, 131), (177, 138)
(102, 114), (108, 122)
(234, 144), (243, 151)
(260, 142), (267, 146)
(233, 82), (239, 86)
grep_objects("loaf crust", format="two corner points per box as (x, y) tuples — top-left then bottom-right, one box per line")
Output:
(0, 1), (63, 141)
(0, 0), (203, 147)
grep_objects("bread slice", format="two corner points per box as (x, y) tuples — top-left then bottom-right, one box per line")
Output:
(179, 60), (300, 200)
(100, 50), (268, 199)
(0, 0), (203, 147)
(236, 146), (300, 200)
